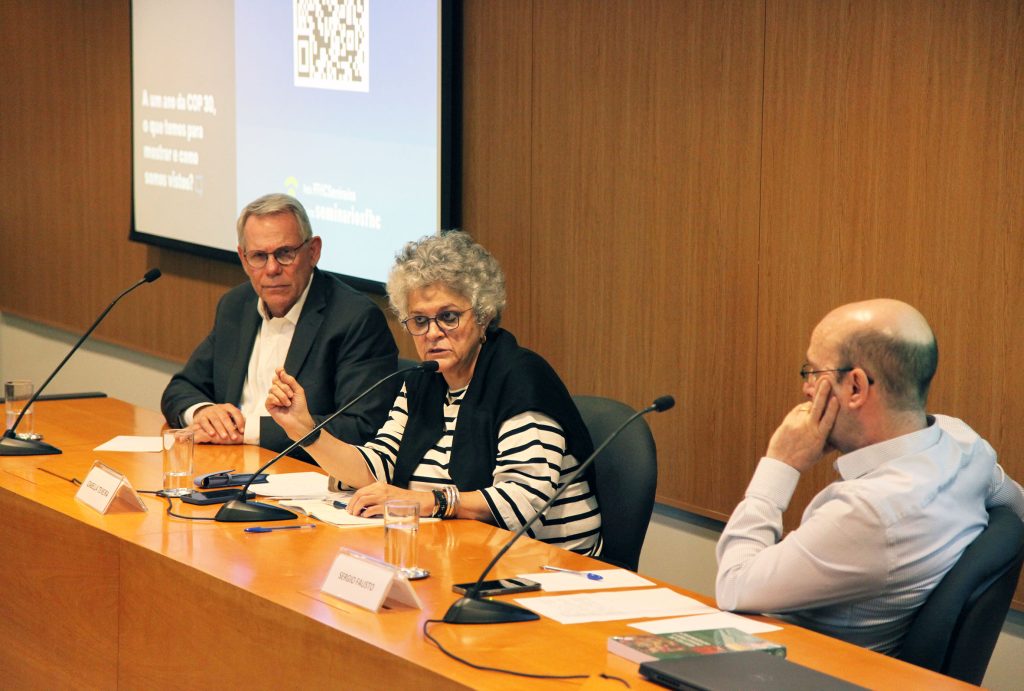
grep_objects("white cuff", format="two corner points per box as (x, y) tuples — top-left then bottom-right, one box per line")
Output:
(746, 457), (801, 511)
(181, 402), (211, 427)
(244, 415), (261, 445)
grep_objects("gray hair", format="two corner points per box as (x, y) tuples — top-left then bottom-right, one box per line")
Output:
(387, 231), (507, 330)
(837, 329), (939, 411)
(236, 193), (313, 247)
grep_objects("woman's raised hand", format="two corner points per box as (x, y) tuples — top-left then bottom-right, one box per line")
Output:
(266, 367), (316, 440)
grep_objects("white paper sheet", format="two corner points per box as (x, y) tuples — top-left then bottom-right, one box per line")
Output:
(517, 570), (655, 592)
(513, 587), (716, 624)
(280, 495), (441, 528)
(629, 611), (782, 635)
(94, 435), (163, 453)
(281, 495), (382, 526)
(286, 501), (386, 526)
(251, 471), (332, 498)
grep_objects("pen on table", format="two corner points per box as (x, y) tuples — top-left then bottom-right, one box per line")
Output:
(542, 565), (603, 581)
(244, 524), (317, 534)
(322, 498), (348, 510)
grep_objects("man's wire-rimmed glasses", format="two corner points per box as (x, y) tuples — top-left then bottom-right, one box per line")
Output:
(799, 365), (853, 383)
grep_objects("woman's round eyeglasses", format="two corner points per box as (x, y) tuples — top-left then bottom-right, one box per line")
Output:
(401, 309), (471, 336)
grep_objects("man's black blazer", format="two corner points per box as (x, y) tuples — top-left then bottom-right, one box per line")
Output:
(160, 269), (399, 459)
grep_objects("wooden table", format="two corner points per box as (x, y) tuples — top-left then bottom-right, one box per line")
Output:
(0, 398), (975, 689)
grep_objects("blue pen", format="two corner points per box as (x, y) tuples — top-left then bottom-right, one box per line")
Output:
(244, 524), (317, 534)
(322, 498), (348, 510)
(542, 565), (604, 581)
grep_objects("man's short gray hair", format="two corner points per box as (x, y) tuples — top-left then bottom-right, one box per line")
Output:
(387, 231), (507, 330)
(837, 330), (939, 411)
(236, 193), (313, 247)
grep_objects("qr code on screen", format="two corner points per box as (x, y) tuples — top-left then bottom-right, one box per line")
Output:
(293, 0), (369, 92)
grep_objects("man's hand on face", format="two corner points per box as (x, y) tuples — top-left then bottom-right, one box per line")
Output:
(766, 378), (839, 474)
(192, 403), (245, 444)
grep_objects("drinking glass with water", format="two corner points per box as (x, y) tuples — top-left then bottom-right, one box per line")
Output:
(384, 499), (420, 577)
(4, 379), (35, 438)
(161, 428), (194, 497)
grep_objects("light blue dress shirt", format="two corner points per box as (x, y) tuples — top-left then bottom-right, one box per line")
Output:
(716, 414), (1024, 654)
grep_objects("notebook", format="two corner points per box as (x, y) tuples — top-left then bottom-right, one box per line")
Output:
(639, 650), (867, 690)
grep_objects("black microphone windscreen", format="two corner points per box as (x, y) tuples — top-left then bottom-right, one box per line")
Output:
(419, 360), (440, 372)
(652, 395), (675, 412)
(143, 268), (162, 283)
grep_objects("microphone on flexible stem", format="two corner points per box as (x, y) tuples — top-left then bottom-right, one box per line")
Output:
(443, 394), (676, 625)
(214, 360), (440, 522)
(0, 269), (163, 456)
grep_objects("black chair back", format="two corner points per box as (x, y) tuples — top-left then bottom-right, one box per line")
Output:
(572, 395), (658, 571)
(898, 506), (1024, 684)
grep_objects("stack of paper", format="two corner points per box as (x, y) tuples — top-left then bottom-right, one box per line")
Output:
(281, 497), (386, 527)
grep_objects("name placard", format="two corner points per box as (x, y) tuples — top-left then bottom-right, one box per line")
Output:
(320, 547), (422, 612)
(74, 461), (148, 514)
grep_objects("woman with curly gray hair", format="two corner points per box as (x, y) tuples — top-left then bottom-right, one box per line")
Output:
(267, 231), (602, 555)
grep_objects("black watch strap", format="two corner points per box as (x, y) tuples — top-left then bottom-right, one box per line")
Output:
(298, 427), (323, 448)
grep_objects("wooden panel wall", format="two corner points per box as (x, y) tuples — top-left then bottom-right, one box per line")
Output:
(460, 0), (1024, 525)
(519, 0), (763, 518)
(2, 1), (1023, 604)
(758, 0), (1024, 524)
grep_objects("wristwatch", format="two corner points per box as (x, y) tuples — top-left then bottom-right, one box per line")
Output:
(298, 427), (322, 448)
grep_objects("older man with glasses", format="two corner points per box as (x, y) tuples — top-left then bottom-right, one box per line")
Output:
(161, 193), (398, 459)
(716, 299), (1024, 656)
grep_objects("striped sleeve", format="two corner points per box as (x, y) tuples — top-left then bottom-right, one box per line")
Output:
(480, 411), (601, 554)
(331, 384), (408, 489)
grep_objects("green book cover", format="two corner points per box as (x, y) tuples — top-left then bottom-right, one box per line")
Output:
(608, 627), (786, 664)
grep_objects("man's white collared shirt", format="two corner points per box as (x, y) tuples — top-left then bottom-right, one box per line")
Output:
(183, 277), (313, 444)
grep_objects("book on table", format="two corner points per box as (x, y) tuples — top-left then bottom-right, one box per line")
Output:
(607, 627), (785, 664)
(639, 650), (867, 691)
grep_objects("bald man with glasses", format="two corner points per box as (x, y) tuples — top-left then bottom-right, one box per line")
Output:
(716, 299), (1024, 655)
(161, 193), (398, 459)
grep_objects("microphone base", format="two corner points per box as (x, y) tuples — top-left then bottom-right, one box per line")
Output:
(0, 432), (62, 456)
(442, 596), (540, 625)
(214, 499), (297, 522)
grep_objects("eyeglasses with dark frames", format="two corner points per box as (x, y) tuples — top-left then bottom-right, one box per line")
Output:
(243, 238), (310, 269)
(401, 309), (471, 336)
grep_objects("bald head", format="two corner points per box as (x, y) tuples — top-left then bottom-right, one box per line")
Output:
(812, 299), (938, 411)
(817, 299), (933, 348)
